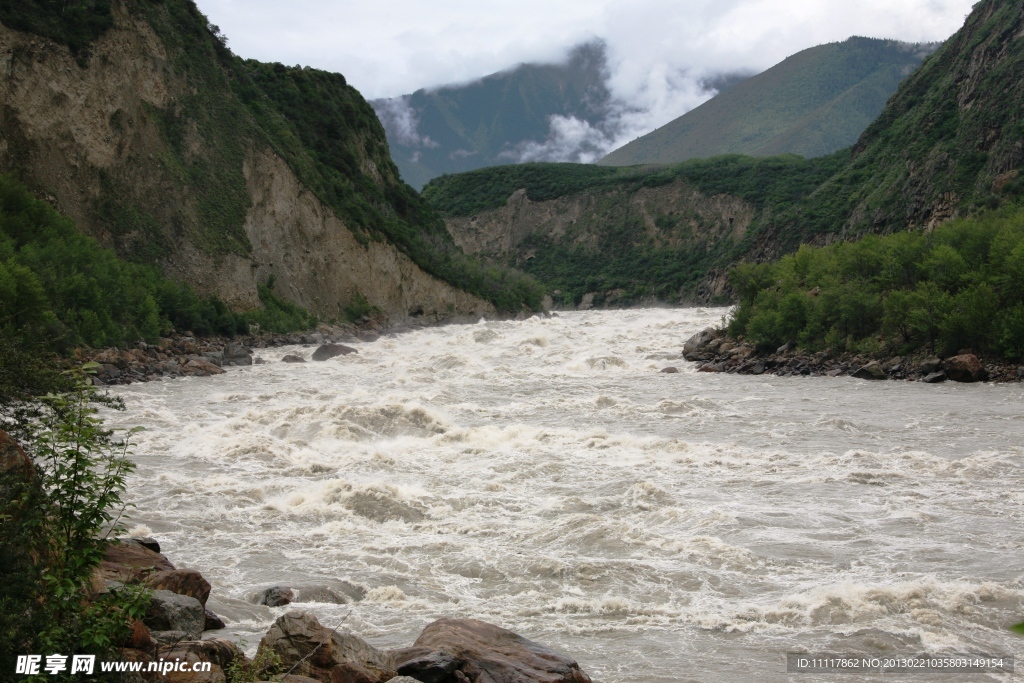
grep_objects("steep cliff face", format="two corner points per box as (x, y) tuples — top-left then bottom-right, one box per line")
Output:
(0, 0), (495, 322)
(448, 182), (754, 260)
(445, 179), (758, 305)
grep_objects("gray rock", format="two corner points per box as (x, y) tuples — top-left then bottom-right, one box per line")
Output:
(143, 590), (204, 640)
(776, 340), (797, 354)
(258, 586), (295, 607)
(311, 344), (359, 361)
(752, 362), (766, 375)
(150, 630), (190, 645)
(224, 341), (253, 366)
(682, 327), (717, 357)
(386, 678), (424, 683)
(852, 362), (888, 380)
(203, 350), (224, 366)
(1018, 366), (1024, 378)
(281, 354), (306, 363)
(920, 357), (942, 374)
(132, 536), (161, 554)
(394, 618), (591, 683)
(922, 372), (947, 383)
(660, 367), (679, 374)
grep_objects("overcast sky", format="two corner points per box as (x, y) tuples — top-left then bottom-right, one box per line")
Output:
(197, 0), (976, 157)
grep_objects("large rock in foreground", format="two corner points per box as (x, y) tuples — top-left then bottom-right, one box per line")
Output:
(258, 611), (395, 683)
(942, 354), (988, 382)
(393, 618), (591, 683)
(143, 590), (205, 641)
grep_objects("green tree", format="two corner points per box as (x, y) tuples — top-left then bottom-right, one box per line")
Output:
(0, 369), (149, 676)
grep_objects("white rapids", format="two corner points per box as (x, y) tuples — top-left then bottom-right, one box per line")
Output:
(103, 308), (1024, 682)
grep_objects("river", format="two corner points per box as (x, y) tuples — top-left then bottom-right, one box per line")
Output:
(105, 308), (1024, 682)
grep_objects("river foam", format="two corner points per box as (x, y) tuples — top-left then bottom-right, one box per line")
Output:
(105, 308), (1024, 682)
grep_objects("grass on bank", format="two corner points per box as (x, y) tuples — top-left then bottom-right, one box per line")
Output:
(726, 205), (1024, 359)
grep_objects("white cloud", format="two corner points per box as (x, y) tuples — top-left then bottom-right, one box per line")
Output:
(197, 0), (976, 157)
(371, 96), (439, 148)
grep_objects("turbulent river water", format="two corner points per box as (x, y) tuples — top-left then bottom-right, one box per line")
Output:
(105, 308), (1024, 683)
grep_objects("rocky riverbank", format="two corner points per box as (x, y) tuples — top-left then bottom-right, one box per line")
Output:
(79, 318), (400, 386)
(93, 537), (591, 683)
(678, 328), (1024, 383)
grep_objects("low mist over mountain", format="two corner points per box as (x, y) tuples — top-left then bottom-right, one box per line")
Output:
(601, 37), (937, 166)
(372, 42), (616, 189)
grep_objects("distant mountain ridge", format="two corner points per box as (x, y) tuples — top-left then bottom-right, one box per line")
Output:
(600, 37), (937, 166)
(425, 0), (1024, 307)
(372, 42), (611, 189)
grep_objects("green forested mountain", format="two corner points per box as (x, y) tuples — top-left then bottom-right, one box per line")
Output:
(427, 0), (1024, 315)
(372, 42), (611, 189)
(600, 37), (935, 166)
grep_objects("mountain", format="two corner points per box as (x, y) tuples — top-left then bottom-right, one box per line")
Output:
(600, 37), (936, 166)
(0, 0), (541, 324)
(372, 42), (611, 189)
(424, 0), (1024, 307)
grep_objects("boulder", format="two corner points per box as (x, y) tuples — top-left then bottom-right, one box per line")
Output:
(258, 611), (395, 683)
(151, 630), (191, 645)
(97, 539), (175, 585)
(132, 536), (161, 554)
(282, 355), (306, 363)
(852, 362), (887, 380)
(258, 586), (295, 607)
(183, 359), (226, 377)
(0, 429), (34, 480)
(224, 342), (253, 366)
(393, 618), (591, 683)
(383, 679), (422, 683)
(157, 638), (244, 683)
(659, 367), (679, 374)
(776, 340), (797, 354)
(1018, 366), (1024, 378)
(205, 608), (226, 631)
(942, 354), (988, 382)
(145, 570), (212, 607)
(922, 372), (947, 383)
(357, 331), (380, 343)
(143, 590), (205, 640)
(312, 344), (359, 361)
(682, 327), (717, 358)
(919, 357), (942, 374)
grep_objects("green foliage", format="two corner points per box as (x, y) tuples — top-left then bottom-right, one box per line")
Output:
(0, 0), (113, 61)
(0, 175), (314, 351)
(425, 154), (845, 305)
(0, 371), (150, 675)
(727, 206), (1024, 358)
(423, 163), (625, 216)
(225, 644), (283, 683)
(247, 276), (318, 332)
(342, 290), (375, 323)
